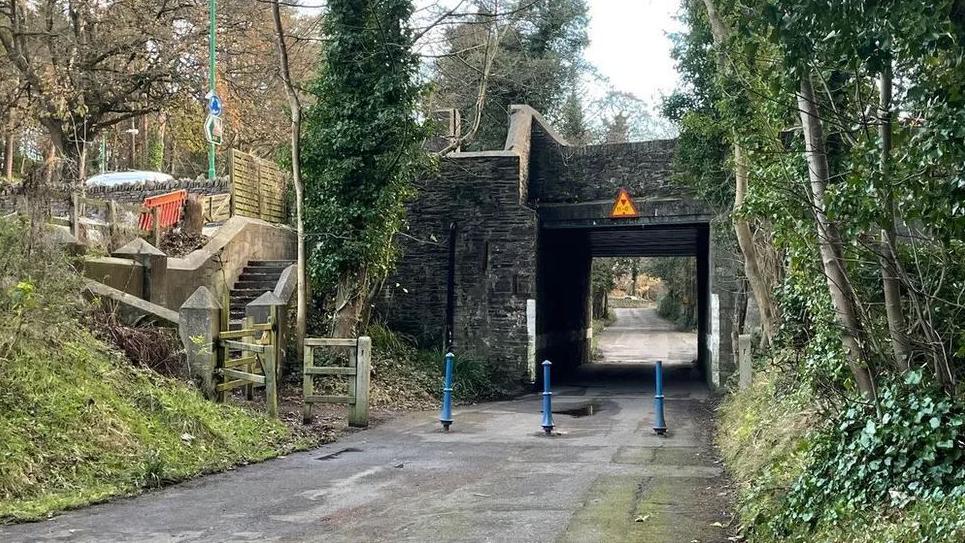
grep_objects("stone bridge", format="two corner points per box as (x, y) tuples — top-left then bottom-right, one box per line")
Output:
(379, 105), (737, 387)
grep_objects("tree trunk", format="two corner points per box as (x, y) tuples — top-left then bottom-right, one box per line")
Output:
(129, 119), (137, 170)
(3, 128), (14, 183)
(797, 75), (875, 398)
(332, 272), (367, 338)
(876, 64), (910, 371)
(272, 0), (307, 355)
(734, 145), (778, 345)
(700, 0), (780, 346)
(154, 113), (168, 172)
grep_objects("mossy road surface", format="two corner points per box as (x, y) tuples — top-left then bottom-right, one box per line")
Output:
(4, 309), (734, 542)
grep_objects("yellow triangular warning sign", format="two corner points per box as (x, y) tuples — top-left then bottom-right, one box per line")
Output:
(610, 188), (640, 218)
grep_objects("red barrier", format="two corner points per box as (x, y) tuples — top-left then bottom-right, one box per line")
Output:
(139, 190), (187, 231)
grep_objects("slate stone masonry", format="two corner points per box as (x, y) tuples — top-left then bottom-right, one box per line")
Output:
(379, 152), (538, 380)
(377, 105), (738, 385)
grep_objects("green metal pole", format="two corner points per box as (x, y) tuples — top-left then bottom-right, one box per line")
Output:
(207, 0), (217, 181)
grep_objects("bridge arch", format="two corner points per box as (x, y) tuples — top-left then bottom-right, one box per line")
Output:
(378, 105), (737, 387)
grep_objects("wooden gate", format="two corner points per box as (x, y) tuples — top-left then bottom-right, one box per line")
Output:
(302, 337), (372, 427)
(215, 306), (279, 417)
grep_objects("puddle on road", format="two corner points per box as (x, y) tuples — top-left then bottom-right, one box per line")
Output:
(553, 400), (600, 418)
(315, 447), (363, 461)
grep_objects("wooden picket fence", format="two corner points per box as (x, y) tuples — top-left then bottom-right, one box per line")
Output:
(215, 305), (280, 416)
(229, 149), (286, 224)
(303, 337), (372, 427)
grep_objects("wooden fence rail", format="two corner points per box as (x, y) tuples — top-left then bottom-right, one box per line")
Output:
(303, 336), (372, 427)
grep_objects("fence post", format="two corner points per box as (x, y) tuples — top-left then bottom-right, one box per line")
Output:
(70, 192), (84, 243)
(738, 334), (752, 390)
(350, 336), (372, 427)
(247, 292), (286, 381)
(263, 305), (278, 417)
(151, 206), (161, 246)
(303, 344), (314, 424)
(178, 286), (222, 400)
(243, 315), (255, 401)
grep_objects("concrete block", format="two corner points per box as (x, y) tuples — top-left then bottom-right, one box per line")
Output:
(179, 286), (221, 399)
(738, 334), (752, 390)
(114, 237), (166, 257)
(272, 264), (297, 303)
(114, 238), (168, 307)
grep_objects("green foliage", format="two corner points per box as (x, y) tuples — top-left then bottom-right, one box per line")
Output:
(671, 0), (965, 538)
(147, 131), (164, 171)
(721, 367), (965, 543)
(645, 257), (698, 330)
(0, 219), (299, 522)
(559, 90), (589, 144)
(367, 323), (514, 405)
(663, 4), (731, 212)
(772, 372), (965, 538)
(719, 367), (815, 532)
(301, 0), (430, 295)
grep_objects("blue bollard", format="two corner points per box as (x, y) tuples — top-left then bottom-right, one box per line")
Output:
(439, 352), (455, 431)
(541, 360), (555, 434)
(653, 360), (667, 435)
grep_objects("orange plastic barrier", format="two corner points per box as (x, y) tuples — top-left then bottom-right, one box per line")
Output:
(139, 189), (187, 231)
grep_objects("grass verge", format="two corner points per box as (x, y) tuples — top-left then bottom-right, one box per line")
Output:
(0, 327), (309, 522)
(0, 219), (312, 523)
(719, 367), (965, 542)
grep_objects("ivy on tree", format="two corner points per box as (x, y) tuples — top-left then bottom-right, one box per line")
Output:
(301, 0), (429, 334)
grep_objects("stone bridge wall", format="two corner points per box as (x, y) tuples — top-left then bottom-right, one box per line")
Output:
(379, 152), (537, 379)
(378, 105), (740, 386)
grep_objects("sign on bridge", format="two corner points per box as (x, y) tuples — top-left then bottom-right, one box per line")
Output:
(609, 188), (640, 218)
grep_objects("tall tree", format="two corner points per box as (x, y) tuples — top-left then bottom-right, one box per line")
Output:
(0, 0), (201, 184)
(692, 0), (780, 346)
(301, 0), (428, 336)
(559, 90), (588, 144)
(433, 0), (589, 149)
(672, 0), (963, 392)
(591, 90), (676, 142)
(270, 0), (307, 362)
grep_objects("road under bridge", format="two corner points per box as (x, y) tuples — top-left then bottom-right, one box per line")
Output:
(380, 105), (738, 389)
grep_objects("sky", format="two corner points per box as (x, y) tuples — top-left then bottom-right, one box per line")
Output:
(307, 0), (685, 107)
(584, 0), (683, 103)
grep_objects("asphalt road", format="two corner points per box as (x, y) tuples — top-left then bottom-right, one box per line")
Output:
(2, 308), (732, 543)
(597, 307), (698, 366)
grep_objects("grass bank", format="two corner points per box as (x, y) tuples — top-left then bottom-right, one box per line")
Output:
(719, 367), (965, 542)
(0, 220), (313, 522)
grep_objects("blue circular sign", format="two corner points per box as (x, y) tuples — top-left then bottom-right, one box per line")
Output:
(208, 94), (223, 117)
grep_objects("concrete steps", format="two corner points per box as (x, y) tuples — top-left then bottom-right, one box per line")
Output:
(229, 260), (293, 321)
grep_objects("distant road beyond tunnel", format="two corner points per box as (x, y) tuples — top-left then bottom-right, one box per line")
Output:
(597, 307), (697, 367)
